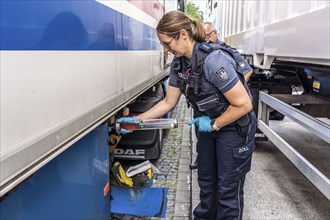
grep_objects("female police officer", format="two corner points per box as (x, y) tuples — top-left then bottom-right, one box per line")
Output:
(118, 11), (256, 220)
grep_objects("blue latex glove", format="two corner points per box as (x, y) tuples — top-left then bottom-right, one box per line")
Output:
(117, 116), (138, 123)
(188, 116), (212, 132)
(117, 116), (138, 134)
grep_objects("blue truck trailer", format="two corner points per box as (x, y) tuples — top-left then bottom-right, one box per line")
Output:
(0, 0), (184, 218)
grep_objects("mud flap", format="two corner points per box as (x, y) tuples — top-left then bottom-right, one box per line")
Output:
(110, 186), (167, 218)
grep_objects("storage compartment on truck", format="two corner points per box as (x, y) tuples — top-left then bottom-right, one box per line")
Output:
(114, 83), (166, 160)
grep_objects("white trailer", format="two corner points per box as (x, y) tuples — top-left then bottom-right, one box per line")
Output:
(206, 0), (330, 199)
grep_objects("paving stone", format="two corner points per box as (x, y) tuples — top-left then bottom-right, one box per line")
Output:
(178, 163), (190, 173)
(173, 202), (190, 218)
(178, 157), (190, 166)
(177, 172), (190, 181)
(176, 180), (190, 193)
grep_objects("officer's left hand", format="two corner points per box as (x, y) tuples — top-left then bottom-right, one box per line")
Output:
(188, 116), (211, 132)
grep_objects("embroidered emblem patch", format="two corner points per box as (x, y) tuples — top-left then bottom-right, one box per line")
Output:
(239, 62), (246, 68)
(215, 67), (229, 81)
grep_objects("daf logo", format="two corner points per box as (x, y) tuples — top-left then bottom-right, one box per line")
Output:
(114, 148), (145, 156)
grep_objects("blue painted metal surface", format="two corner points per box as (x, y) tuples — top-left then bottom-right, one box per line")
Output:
(0, 0), (159, 50)
(110, 186), (167, 218)
(0, 124), (110, 219)
(0, 1), (168, 218)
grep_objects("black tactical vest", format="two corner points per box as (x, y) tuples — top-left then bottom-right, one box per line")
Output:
(174, 42), (247, 119)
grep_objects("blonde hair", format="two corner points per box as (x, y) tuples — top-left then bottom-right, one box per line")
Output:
(156, 11), (205, 42)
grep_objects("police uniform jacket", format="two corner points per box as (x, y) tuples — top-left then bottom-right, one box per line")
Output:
(169, 42), (252, 119)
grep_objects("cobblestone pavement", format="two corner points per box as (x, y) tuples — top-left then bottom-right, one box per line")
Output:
(113, 96), (195, 220)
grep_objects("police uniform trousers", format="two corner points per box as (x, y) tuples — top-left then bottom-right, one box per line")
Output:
(193, 112), (256, 220)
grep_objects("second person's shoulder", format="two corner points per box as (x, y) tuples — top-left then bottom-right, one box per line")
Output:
(204, 49), (234, 71)
(197, 42), (230, 68)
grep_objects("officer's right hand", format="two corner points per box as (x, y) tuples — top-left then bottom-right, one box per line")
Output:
(188, 116), (212, 132)
(117, 116), (138, 123)
(117, 116), (138, 134)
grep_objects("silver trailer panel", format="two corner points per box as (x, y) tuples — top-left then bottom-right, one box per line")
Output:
(207, 1), (330, 68)
(0, 51), (168, 197)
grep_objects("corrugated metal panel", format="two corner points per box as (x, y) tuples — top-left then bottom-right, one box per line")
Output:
(206, 0), (330, 67)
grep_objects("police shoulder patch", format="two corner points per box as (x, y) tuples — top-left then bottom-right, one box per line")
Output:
(215, 67), (229, 81)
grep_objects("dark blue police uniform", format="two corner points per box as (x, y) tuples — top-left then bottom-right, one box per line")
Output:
(169, 42), (256, 220)
(215, 39), (252, 77)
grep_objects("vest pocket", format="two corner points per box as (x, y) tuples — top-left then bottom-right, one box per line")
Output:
(196, 94), (219, 111)
(196, 94), (227, 118)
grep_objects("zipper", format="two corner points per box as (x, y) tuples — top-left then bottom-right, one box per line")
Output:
(197, 97), (218, 106)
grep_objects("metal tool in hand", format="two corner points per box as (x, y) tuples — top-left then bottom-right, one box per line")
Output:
(115, 118), (188, 133)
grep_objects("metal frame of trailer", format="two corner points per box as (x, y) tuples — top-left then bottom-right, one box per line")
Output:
(1, 0), (184, 218)
(0, 72), (168, 197)
(0, 0), (174, 198)
(258, 91), (330, 199)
